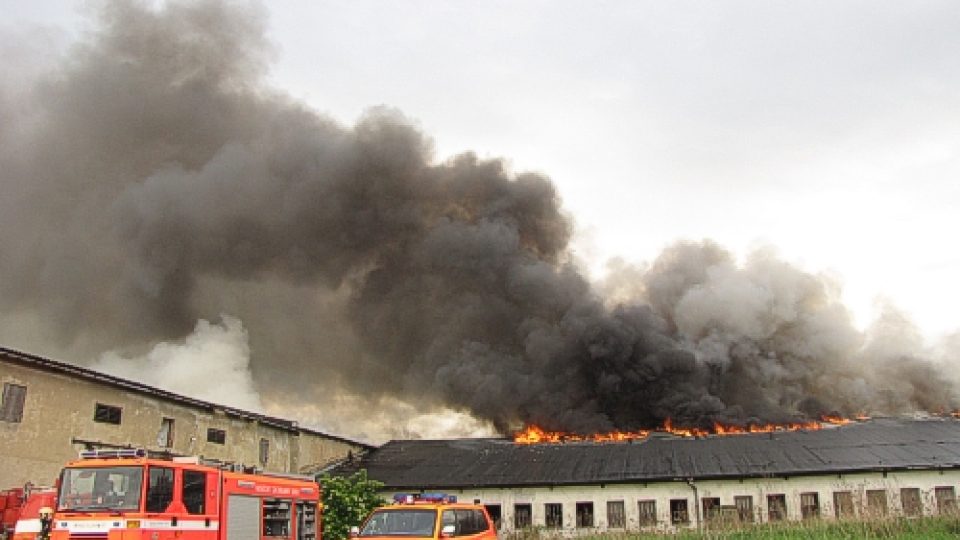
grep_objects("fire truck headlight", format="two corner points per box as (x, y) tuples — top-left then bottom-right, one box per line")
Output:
(126, 521), (141, 529)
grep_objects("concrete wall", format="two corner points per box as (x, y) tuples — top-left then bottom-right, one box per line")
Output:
(383, 469), (960, 534)
(1, 358), (366, 488)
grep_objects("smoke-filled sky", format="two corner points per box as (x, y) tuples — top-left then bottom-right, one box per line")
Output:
(1, 1), (959, 442)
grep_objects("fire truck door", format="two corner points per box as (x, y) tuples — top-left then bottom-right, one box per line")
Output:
(226, 496), (259, 540)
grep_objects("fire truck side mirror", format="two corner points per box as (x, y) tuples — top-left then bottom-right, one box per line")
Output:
(349, 526), (359, 538)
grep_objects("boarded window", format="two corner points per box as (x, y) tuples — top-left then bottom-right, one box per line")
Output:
(207, 428), (226, 444)
(513, 504), (531, 529)
(146, 466), (174, 512)
(484, 504), (501, 530)
(182, 470), (206, 514)
(0, 383), (26, 423)
(259, 438), (270, 466)
(901, 488), (922, 517)
(702, 497), (720, 522)
(575, 502), (593, 528)
(158, 417), (174, 447)
(767, 494), (787, 522)
(935, 486), (956, 515)
(670, 499), (689, 525)
(734, 496), (754, 523)
(544, 503), (562, 528)
(834, 491), (854, 519)
(638, 500), (657, 527)
(866, 490), (887, 517)
(800, 492), (820, 519)
(606, 501), (625, 529)
(94, 403), (121, 424)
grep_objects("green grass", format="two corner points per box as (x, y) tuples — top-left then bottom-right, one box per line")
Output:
(505, 516), (960, 539)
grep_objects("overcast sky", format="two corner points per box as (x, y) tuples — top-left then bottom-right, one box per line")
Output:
(6, 0), (959, 338)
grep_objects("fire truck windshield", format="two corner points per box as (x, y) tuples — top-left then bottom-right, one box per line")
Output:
(359, 509), (437, 537)
(58, 466), (143, 512)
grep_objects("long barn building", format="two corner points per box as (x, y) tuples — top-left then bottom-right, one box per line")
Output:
(1, 346), (372, 487)
(341, 418), (960, 533)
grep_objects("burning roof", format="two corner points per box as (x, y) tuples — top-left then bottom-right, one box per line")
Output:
(336, 418), (960, 488)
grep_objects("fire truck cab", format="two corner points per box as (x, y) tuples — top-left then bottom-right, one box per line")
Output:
(50, 449), (320, 540)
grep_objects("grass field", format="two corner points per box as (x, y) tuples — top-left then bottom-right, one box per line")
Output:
(506, 516), (960, 539)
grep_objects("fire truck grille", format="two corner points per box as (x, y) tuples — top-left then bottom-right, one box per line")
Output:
(70, 535), (108, 540)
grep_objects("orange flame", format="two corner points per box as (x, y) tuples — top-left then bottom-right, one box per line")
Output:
(513, 415), (863, 444)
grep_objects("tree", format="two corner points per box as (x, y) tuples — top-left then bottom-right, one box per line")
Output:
(320, 470), (386, 540)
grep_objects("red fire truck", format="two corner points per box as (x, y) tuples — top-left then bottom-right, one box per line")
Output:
(48, 449), (320, 540)
(1, 485), (57, 540)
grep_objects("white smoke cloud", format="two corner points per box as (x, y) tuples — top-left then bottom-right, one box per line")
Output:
(265, 395), (498, 445)
(92, 316), (263, 412)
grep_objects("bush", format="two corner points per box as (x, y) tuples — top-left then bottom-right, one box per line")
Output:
(320, 470), (386, 540)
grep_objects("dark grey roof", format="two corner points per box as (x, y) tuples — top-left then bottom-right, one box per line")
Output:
(342, 418), (960, 488)
(0, 345), (374, 450)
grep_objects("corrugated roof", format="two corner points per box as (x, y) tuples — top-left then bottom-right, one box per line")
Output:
(343, 418), (960, 488)
(0, 345), (374, 450)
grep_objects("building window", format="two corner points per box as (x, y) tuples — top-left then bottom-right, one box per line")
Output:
(146, 466), (174, 512)
(0, 383), (26, 423)
(259, 438), (270, 466)
(207, 428), (226, 444)
(514, 504), (531, 529)
(93, 403), (122, 424)
(767, 494), (786, 522)
(833, 491), (854, 519)
(575, 502), (593, 528)
(157, 417), (174, 447)
(483, 504), (501, 530)
(702, 497), (720, 522)
(182, 470), (206, 514)
(901, 488), (922, 517)
(800, 492), (820, 519)
(935, 486), (956, 515)
(638, 500), (657, 526)
(669, 499), (689, 525)
(866, 490), (888, 517)
(606, 500), (625, 529)
(544, 503), (562, 528)
(734, 496), (753, 523)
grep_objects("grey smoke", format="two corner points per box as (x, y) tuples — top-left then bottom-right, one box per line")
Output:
(1, 0), (956, 436)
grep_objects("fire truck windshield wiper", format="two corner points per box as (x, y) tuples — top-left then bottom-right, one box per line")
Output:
(66, 505), (129, 512)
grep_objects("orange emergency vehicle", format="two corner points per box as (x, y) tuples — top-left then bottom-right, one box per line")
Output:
(49, 449), (320, 540)
(352, 494), (495, 540)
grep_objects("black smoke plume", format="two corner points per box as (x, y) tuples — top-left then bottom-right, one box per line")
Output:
(1, 0), (956, 436)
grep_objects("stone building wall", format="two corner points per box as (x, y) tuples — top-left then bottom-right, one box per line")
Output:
(1, 349), (370, 487)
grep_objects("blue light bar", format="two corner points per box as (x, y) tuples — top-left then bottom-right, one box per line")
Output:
(393, 493), (457, 504)
(79, 448), (147, 459)
(421, 493), (456, 503)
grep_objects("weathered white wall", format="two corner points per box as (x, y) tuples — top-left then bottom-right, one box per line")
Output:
(383, 469), (960, 534)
